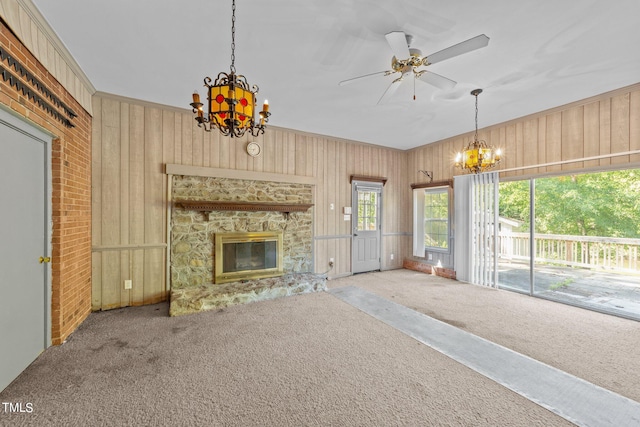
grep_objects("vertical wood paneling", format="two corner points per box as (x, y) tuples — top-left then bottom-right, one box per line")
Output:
(631, 91), (640, 164)
(91, 252), (102, 310)
(132, 249), (144, 305)
(0, 0), (94, 114)
(583, 102), (600, 168)
(144, 249), (165, 304)
(545, 112), (562, 173)
(101, 98), (121, 247)
(192, 119), (204, 167)
(339, 142), (349, 237)
(507, 124), (519, 176)
(523, 119), (538, 170)
(181, 115), (193, 166)
(201, 120), (210, 168)
(327, 140), (337, 236)
(210, 130), (220, 168)
(93, 85), (640, 307)
(235, 136), (248, 171)
(295, 136), (307, 176)
(561, 106), (584, 171)
(100, 99), (121, 308)
(173, 114), (182, 165)
(611, 93), (630, 165)
(143, 108), (165, 303)
(129, 105), (145, 245)
(91, 98), (103, 309)
(120, 104), (131, 307)
(537, 116), (547, 175)
(162, 111), (176, 242)
(120, 251), (130, 307)
(101, 252), (121, 310)
(286, 132), (296, 175)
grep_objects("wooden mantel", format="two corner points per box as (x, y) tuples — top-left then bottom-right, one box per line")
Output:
(175, 200), (314, 214)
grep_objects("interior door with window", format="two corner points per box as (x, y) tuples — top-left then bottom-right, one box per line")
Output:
(352, 181), (382, 273)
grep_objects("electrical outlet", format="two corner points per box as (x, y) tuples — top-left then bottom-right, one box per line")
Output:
(124, 279), (132, 290)
(428, 253), (433, 261)
(390, 253), (394, 260)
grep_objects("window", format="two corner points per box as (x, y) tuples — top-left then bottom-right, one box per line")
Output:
(413, 186), (450, 256)
(424, 189), (449, 249)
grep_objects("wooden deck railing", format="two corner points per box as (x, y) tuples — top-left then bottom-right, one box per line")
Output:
(499, 232), (640, 272)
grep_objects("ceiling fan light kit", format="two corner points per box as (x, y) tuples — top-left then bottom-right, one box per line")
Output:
(455, 89), (502, 174)
(190, 0), (270, 138)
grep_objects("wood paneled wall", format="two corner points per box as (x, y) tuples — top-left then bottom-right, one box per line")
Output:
(93, 82), (640, 310)
(0, 0), (95, 113)
(407, 83), (640, 183)
(91, 92), (412, 310)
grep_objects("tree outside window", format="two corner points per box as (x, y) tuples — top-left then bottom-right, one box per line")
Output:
(424, 188), (449, 250)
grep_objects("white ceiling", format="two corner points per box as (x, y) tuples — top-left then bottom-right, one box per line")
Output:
(31, 0), (640, 150)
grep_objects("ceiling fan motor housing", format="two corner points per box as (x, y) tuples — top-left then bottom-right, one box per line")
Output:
(391, 48), (424, 72)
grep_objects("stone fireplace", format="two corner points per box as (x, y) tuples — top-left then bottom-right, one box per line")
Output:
(169, 175), (326, 315)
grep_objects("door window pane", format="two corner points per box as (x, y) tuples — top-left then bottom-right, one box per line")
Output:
(357, 191), (378, 231)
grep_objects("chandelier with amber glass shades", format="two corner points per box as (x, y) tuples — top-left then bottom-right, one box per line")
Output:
(190, 0), (270, 138)
(454, 89), (501, 173)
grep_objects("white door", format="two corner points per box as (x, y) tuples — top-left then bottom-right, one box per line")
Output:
(0, 111), (50, 392)
(352, 181), (382, 273)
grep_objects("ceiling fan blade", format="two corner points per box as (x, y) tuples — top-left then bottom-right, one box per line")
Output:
(385, 31), (411, 59)
(416, 71), (457, 90)
(339, 70), (392, 86)
(425, 34), (490, 65)
(376, 75), (404, 105)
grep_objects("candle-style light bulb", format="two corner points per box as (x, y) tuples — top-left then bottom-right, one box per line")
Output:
(262, 99), (269, 113)
(192, 91), (200, 104)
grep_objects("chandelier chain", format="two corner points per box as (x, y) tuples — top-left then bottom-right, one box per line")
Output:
(230, 0), (236, 74)
(474, 91), (479, 142)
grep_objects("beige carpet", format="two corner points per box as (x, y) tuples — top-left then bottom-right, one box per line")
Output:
(1, 269), (638, 426)
(327, 270), (640, 403)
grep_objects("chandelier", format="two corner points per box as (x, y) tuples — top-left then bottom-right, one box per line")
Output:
(454, 89), (501, 173)
(190, 0), (270, 138)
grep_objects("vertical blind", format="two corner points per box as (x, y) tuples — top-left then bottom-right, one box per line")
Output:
(454, 172), (499, 287)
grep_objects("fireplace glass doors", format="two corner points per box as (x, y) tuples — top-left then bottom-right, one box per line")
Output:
(214, 232), (284, 284)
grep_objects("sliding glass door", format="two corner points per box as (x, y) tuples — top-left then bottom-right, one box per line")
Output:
(497, 179), (532, 294)
(498, 169), (640, 320)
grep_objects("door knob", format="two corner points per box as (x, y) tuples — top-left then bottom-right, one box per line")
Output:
(39, 256), (51, 263)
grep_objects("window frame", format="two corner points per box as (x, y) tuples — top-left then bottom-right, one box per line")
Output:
(413, 184), (452, 256)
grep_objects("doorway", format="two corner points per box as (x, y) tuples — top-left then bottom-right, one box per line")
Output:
(0, 110), (51, 391)
(352, 180), (382, 274)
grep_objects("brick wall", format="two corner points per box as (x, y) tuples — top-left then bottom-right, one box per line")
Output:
(403, 258), (457, 280)
(1, 20), (92, 344)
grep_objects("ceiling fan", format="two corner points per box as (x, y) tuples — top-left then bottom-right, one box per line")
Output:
(339, 31), (490, 104)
